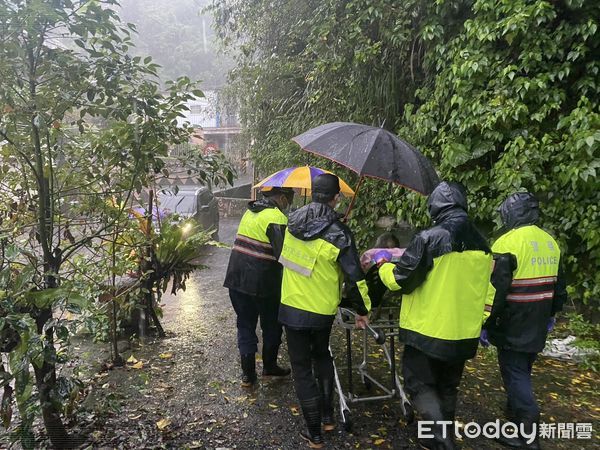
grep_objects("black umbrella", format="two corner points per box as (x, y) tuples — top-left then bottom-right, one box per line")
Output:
(292, 122), (439, 216)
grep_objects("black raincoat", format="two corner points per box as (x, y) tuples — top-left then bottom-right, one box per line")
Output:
(385, 181), (491, 360)
(484, 193), (568, 353)
(223, 199), (287, 298)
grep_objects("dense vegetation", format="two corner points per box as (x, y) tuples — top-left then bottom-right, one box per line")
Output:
(0, 1), (231, 446)
(211, 0), (600, 317)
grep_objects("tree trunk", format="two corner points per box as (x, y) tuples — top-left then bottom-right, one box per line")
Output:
(143, 190), (165, 337)
(33, 306), (74, 449)
(146, 285), (165, 338)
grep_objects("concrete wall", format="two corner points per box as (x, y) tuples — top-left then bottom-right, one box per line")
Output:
(218, 197), (250, 218)
(214, 183), (252, 199)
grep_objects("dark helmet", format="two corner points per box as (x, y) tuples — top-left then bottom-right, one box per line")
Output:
(312, 173), (340, 203)
(426, 181), (468, 223)
(498, 192), (539, 229)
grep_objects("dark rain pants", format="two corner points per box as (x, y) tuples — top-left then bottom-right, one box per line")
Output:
(285, 326), (334, 402)
(402, 344), (466, 423)
(229, 289), (282, 355)
(497, 349), (540, 421)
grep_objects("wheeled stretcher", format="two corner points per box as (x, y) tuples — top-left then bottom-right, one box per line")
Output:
(333, 291), (414, 431)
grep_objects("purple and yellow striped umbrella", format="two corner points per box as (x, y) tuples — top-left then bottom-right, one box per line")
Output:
(254, 166), (355, 197)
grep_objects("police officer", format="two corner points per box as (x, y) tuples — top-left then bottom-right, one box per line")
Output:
(376, 181), (494, 450)
(224, 187), (295, 386)
(278, 174), (371, 448)
(481, 192), (567, 450)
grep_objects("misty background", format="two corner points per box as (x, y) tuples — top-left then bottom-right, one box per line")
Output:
(119, 0), (232, 89)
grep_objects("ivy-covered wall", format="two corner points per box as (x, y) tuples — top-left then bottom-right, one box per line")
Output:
(212, 0), (600, 316)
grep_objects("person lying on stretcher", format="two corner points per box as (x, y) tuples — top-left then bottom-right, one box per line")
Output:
(342, 232), (405, 308)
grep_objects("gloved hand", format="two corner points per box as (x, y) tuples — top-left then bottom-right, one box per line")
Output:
(547, 316), (556, 333)
(371, 250), (392, 267)
(479, 329), (490, 347)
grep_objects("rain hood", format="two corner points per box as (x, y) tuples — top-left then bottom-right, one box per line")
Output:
(247, 197), (279, 213)
(287, 202), (340, 240)
(427, 181), (468, 223)
(498, 192), (539, 229)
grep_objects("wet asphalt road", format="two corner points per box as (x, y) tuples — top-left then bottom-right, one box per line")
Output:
(77, 216), (519, 450)
(150, 217), (414, 449)
(79, 217), (417, 449)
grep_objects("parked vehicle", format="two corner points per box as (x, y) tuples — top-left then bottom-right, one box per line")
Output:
(156, 186), (219, 238)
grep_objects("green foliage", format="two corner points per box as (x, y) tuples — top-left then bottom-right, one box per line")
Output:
(212, 0), (600, 314)
(0, 0), (232, 446)
(405, 0), (600, 309)
(171, 144), (237, 188)
(152, 220), (210, 295)
(564, 312), (600, 371)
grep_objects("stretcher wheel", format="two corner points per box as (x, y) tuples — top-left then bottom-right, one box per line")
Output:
(374, 329), (386, 345)
(341, 409), (352, 432)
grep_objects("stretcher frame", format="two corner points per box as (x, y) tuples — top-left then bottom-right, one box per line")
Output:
(332, 306), (413, 431)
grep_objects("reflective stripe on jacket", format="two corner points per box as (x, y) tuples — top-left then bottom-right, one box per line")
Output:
(486, 225), (566, 352)
(278, 202), (371, 329)
(280, 230), (370, 316)
(223, 200), (287, 297)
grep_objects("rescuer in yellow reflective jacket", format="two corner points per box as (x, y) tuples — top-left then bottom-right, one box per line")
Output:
(377, 181), (493, 450)
(279, 174), (371, 448)
(224, 187), (295, 386)
(481, 192), (567, 450)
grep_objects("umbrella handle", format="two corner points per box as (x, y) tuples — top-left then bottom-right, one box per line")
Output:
(344, 176), (364, 221)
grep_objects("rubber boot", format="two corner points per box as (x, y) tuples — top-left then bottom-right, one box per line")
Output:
(496, 418), (541, 449)
(240, 353), (257, 387)
(299, 397), (324, 449)
(412, 391), (457, 450)
(417, 426), (458, 450)
(496, 419), (525, 449)
(505, 401), (517, 422)
(519, 419), (541, 450)
(439, 390), (457, 423)
(262, 345), (291, 377)
(318, 377), (336, 431)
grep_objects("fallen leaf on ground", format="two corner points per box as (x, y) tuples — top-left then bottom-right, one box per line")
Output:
(268, 403), (278, 409)
(159, 352), (173, 359)
(374, 439), (386, 445)
(128, 414), (142, 420)
(290, 406), (300, 416)
(127, 355), (137, 364)
(156, 418), (171, 430)
(131, 361), (144, 369)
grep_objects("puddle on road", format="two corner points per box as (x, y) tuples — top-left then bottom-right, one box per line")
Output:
(161, 275), (203, 329)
